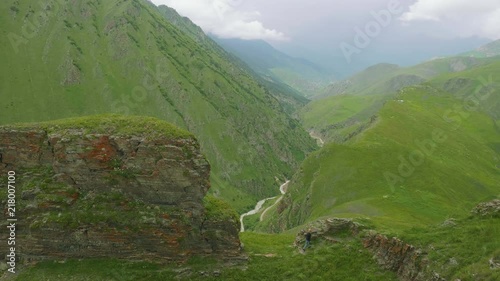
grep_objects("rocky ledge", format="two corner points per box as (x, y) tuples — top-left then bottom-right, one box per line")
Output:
(0, 115), (242, 264)
(295, 200), (500, 281)
(295, 218), (440, 281)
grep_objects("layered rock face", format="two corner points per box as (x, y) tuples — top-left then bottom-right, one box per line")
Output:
(0, 116), (241, 263)
(362, 232), (434, 281)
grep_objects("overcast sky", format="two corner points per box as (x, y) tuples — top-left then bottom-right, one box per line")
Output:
(151, 0), (500, 75)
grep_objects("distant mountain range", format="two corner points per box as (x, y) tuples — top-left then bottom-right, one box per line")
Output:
(302, 41), (500, 143)
(460, 39), (500, 58)
(319, 51), (500, 99)
(212, 37), (335, 97)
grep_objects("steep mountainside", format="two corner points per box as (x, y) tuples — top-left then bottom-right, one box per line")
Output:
(0, 115), (242, 263)
(261, 63), (500, 232)
(243, 57), (500, 281)
(256, 67), (500, 279)
(157, 5), (310, 113)
(0, 0), (316, 211)
(429, 60), (500, 120)
(155, 5), (207, 44)
(320, 63), (400, 97)
(213, 38), (333, 97)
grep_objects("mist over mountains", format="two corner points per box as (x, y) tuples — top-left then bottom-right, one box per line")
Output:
(272, 35), (491, 78)
(152, 0), (496, 78)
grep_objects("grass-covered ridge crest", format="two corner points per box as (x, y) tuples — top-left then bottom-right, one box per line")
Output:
(2, 114), (194, 139)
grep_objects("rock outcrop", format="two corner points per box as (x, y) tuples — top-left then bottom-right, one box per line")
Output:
(471, 199), (500, 217)
(362, 231), (442, 281)
(0, 115), (242, 264)
(294, 218), (362, 247)
(294, 218), (444, 281)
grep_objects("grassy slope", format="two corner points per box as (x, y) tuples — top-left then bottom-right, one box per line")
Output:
(302, 56), (500, 144)
(300, 93), (389, 143)
(157, 5), (311, 115)
(254, 67), (500, 278)
(0, 0), (316, 212)
(4, 114), (193, 139)
(320, 57), (494, 98)
(266, 81), (500, 232)
(212, 37), (331, 98)
(429, 60), (500, 121)
(400, 215), (500, 281)
(11, 217), (498, 280)
(248, 59), (500, 279)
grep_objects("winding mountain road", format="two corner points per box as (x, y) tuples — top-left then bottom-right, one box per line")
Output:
(239, 180), (290, 232)
(259, 180), (290, 221)
(309, 131), (325, 147)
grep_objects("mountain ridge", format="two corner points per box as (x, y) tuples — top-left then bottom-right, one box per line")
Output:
(156, 4), (310, 114)
(0, 0), (316, 212)
(259, 60), (500, 234)
(460, 39), (500, 58)
(212, 37), (334, 97)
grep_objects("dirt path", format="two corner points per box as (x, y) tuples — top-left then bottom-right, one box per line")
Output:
(239, 180), (289, 232)
(309, 131), (325, 147)
(259, 180), (290, 221)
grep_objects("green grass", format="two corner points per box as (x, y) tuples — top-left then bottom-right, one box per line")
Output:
(269, 67), (329, 98)
(257, 61), (500, 279)
(301, 94), (384, 128)
(399, 216), (500, 281)
(429, 60), (500, 121)
(300, 93), (388, 143)
(14, 259), (177, 281)
(265, 82), (500, 232)
(14, 232), (398, 281)
(319, 56), (499, 99)
(305, 56), (500, 144)
(12, 216), (498, 281)
(203, 195), (239, 224)
(3, 114), (193, 139)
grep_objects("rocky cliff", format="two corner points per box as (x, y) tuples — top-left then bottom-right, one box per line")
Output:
(0, 115), (242, 264)
(362, 231), (437, 281)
